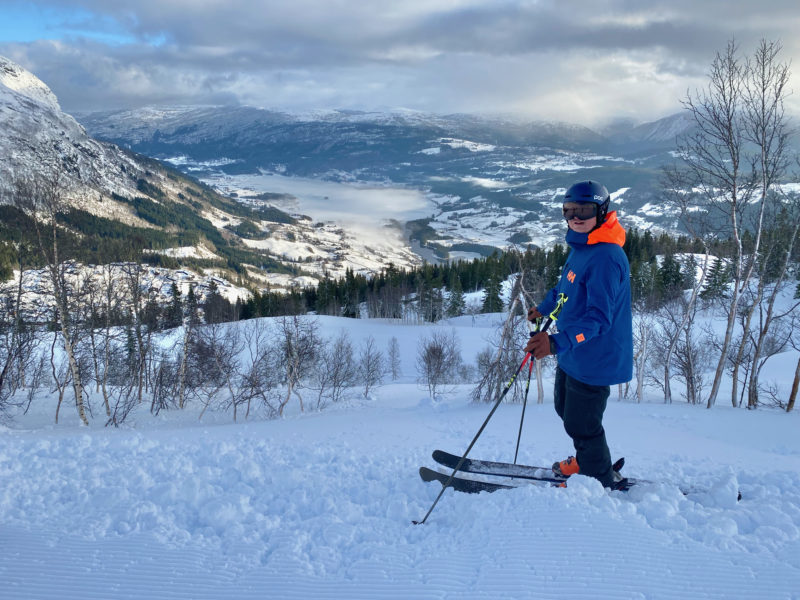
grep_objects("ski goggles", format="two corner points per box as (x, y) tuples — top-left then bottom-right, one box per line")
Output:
(562, 202), (598, 221)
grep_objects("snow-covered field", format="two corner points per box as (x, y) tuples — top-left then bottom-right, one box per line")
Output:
(2, 314), (800, 599)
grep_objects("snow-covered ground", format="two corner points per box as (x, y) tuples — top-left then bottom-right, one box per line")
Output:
(2, 314), (800, 599)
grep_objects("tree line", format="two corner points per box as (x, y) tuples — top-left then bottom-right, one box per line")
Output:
(235, 227), (724, 322)
(2, 213), (797, 426)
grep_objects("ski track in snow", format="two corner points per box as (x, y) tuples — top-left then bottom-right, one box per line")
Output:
(3, 388), (800, 600)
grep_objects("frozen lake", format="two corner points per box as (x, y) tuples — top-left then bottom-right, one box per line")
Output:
(203, 171), (436, 226)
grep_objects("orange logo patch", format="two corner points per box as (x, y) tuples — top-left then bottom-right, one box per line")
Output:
(567, 270), (576, 283)
(575, 333), (585, 343)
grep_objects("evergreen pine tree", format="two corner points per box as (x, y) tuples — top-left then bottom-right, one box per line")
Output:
(342, 268), (360, 318)
(142, 296), (161, 331)
(658, 254), (683, 301)
(419, 271), (443, 322)
(631, 259), (659, 308)
(185, 285), (200, 326)
(164, 282), (183, 329)
(124, 325), (137, 375)
(700, 257), (730, 301)
(545, 244), (566, 289)
(482, 272), (504, 313)
(446, 276), (465, 317)
(203, 281), (227, 324)
(240, 292), (258, 320)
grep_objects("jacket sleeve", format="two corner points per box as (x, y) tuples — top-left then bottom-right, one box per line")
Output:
(536, 287), (559, 318)
(549, 258), (624, 353)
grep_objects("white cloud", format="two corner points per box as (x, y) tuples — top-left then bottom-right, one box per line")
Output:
(2, 1), (800, 125)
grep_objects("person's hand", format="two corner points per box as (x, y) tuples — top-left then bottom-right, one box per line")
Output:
(525, 331), (552, 360)
(527, 307), (542, 322)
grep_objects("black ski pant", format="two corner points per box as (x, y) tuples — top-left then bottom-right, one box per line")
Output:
(553, 366), (614, 488)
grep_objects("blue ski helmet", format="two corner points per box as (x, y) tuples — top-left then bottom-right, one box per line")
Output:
(564, 180), (611, 223)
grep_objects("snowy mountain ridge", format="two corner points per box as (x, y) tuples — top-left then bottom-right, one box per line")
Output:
(78, 104), (626, 158)
(0, 57), (325, 297)
(0, 58), (437, 289)
(0, 55), (155, 220)
(0, 56), (61, 111)
(79, 103), (690, 150)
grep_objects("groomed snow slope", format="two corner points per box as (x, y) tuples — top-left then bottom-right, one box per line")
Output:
(2, 315), (800, 599)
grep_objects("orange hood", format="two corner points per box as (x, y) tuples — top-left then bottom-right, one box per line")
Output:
(587, 211), (626, 247)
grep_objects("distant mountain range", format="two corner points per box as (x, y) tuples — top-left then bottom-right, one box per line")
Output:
(1, 54), (707, 294)
(76, 103), (700, 259)
(77, 104), (694, 175)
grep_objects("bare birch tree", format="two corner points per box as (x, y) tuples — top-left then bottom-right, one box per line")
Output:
(471, 273), (529, 404)
(95, 263), (125, 416)
(744, 221), (800, 407)
(787, 310), (800, 412)
(659, 168), (716, 404)
(388, 336), (401, 381)
(735, 39), (794, 408)
(275, 315), (319, 416)
(12, 165), (89, 424)
(416, 329), (461, 399)
(238, 318), (281, 418)
(357, 335), (385, 398)
(0, 245), (37, 412)
(193, 322), (244, 420)
(120, 261), (159, 405)
(648, 296), (702, 404)
(50, 327), (71, 424)
(311, 331), (357, 408)
(674, 39), (791, 408)
(515, 274), (548, 405)
(177, 284), (200, 410)
(631, 313), (655, 403)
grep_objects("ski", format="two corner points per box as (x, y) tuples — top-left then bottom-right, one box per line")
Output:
(419, 466), (518, 494)
(420, 465), (637, 495)
(432, 449), (625, 484)
(428, 449), (740, 500)
(433, 448), (563, 481)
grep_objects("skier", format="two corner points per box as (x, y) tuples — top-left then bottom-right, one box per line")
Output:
(524, 180), (633, 490)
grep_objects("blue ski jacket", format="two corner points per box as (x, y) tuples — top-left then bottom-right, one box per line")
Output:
(537, 211), (633, 386)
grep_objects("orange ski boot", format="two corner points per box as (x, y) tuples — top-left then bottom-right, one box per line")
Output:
(552, 456), (580, 477)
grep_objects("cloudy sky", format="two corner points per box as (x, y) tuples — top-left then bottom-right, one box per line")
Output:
(2, 0), (800, 126)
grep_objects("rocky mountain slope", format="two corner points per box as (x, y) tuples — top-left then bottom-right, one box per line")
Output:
(1, 56), (145, 221)
(1, 57), (420, 294)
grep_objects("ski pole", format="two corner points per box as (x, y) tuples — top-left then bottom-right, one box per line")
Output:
(513, 293), (567, 464)
(513, 359), (534, 465)
(513, 315), (539, 464)
(413, 348), (536, 525)
(413, 294), (567, 525)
